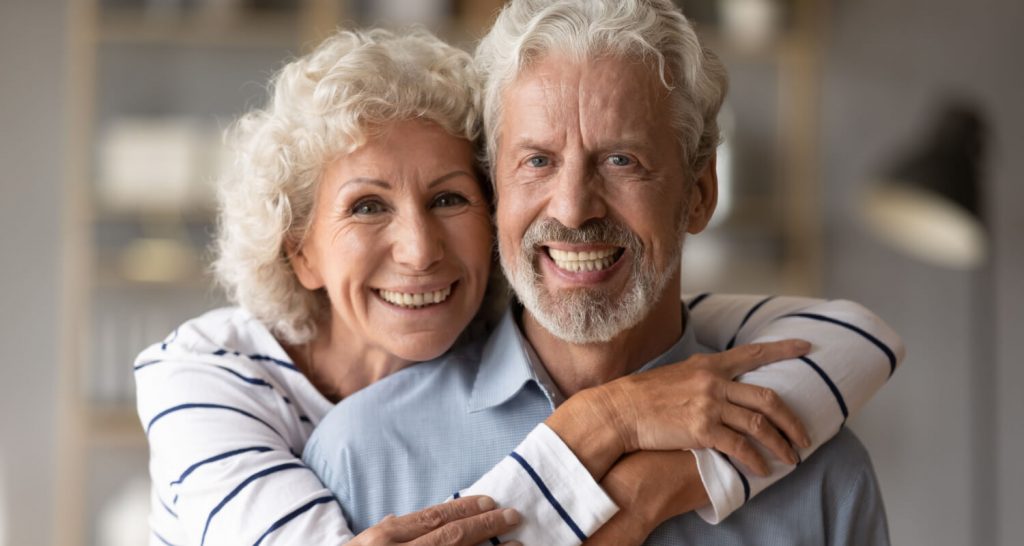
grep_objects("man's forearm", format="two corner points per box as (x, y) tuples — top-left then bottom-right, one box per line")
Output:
(585, 451), (710, 545)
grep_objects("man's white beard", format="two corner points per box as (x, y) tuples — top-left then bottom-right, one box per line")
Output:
(500, 217), (685, 344)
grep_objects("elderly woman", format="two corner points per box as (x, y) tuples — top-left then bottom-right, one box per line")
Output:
(135, 27), (901, 546)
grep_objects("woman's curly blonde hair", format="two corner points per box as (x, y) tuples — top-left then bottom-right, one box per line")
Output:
(213, 28), (483, 344)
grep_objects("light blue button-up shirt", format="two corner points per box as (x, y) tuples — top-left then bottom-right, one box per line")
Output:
(304, 307), (889, 545)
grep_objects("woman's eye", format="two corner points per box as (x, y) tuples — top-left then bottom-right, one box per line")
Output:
(351, 200), (386, 215)
(433, 192), (469, 208)
(527, 155), (551, 168)
(608, 154), (633, 167)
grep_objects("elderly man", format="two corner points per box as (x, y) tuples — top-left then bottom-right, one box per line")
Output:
(305, 1), (897, 544)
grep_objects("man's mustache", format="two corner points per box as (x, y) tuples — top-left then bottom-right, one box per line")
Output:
(520, 218), (642, 252)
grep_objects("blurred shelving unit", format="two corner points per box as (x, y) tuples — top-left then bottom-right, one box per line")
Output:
(57, 0), (819, 544)
(680, 0), (826, 296)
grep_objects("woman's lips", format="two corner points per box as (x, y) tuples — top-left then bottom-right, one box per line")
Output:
(374, 281), (456, 309)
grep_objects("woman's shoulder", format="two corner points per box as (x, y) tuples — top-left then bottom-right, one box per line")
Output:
(136, 306), (281, 362)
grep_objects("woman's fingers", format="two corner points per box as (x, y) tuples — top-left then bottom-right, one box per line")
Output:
(726, 382), (811, 449)
(379, 496), (514, 542)
(715, 339), (811, 378)
(409, 504), (521, 546)
(721, 405), (798, 466)
(708, 425), (768, 476)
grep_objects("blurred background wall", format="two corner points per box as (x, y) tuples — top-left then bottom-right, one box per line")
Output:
(0, 0), (1020, 545)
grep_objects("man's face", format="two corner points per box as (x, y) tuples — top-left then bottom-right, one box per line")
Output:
(494, 53), (716, 343)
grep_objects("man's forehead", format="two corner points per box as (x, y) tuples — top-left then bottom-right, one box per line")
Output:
(500, 53), (668, 141)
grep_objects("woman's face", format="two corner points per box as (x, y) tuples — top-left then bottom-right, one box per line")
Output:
(292, 120), (493, 362)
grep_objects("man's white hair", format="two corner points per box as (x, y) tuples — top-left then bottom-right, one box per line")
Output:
(475, 0), (728, 177)
(213, 28), (481, 344)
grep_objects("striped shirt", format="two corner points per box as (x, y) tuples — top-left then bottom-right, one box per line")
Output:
(136, 295), (903, 545)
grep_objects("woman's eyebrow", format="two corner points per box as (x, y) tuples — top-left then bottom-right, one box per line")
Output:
(428, 170), (474, 189)
(339, 177), (390, 191)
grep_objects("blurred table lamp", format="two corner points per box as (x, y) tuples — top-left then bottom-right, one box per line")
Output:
(862, 104), (987, 269)
(861, 102), (995, 544)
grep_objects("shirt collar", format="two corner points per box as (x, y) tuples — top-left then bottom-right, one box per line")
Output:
(467, 304), (702, 413)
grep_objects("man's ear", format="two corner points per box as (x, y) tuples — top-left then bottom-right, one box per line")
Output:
(287, 239), (324, 291)
(685, 152), (719, 234)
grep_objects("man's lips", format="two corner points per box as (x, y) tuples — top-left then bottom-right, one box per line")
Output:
(544, 245), (625, 274)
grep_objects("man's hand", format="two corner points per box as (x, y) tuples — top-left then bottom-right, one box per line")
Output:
(350, 496), (521, 546)
(548, 340), (812, 479)
(584, 451), (707, 546)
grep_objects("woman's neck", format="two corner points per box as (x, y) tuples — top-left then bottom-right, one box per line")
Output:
(286, 317), (412, 403)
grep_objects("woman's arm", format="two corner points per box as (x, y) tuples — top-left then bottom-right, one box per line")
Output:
(135, 346), (355, 546)
(684, 293), (904, 523)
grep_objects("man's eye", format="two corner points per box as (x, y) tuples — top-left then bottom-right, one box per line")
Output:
(608, 154), (633, 167)
(352, 200), (386, 215)
(432, 192), (469, 208)
(527, 156), (551, 168)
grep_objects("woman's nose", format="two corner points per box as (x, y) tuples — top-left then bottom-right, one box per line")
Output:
(392, 212), (444, 271)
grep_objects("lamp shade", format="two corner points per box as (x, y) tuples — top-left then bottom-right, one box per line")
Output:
(862, 104), (987, 269)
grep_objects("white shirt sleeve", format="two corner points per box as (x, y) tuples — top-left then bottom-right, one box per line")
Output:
(135, 346), (355, 546)
(456, 424), (619, 546)
(684, 294), (905, 523)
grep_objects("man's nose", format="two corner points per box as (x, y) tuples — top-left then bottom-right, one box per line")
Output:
(546, 161), (607, 229)
(392, 212), (444, 272)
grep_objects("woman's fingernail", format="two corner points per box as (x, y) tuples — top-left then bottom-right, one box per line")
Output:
(478, 496), (496, 511)
(795, 340), (812, 351)
(503, 508), (521, 525)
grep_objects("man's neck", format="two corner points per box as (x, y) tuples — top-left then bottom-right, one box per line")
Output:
(522, 283), (684, 397)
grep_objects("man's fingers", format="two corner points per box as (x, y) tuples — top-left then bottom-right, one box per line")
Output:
(717, 340), (811, 378)
(410, 507), (521, 546)
(384, 496), (498, 541)
(710, 425), (769, 477)
(721, 405), (798, 466)
(726, 382), (811, 449)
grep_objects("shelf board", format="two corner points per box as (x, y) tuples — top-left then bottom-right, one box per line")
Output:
(98, 8), (301, 49)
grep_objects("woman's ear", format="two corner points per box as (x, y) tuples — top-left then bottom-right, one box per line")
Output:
(286, 239), (324, 291)
(685, 153), (719, 235)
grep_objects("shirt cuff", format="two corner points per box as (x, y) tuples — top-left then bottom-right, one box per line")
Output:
(692, 447), (745, 524)
(458, 423), (619, 545)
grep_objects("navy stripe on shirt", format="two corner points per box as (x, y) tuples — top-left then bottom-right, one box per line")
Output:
(799, 356), (849, 421)
(201, 463), (305, 546)
(146, 403), (285, 443)
(152, 530), (178, 546)
(508, 451), (587, 542)
(726, 296), (776, 349)
(252, 495), (337, 546)
(687, 292), (712, 310)
(159, 496), (178, 518)
(779, 312), (898, 376)
(170, 446), (274, 487)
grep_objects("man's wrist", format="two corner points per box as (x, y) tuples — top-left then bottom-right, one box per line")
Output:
(546, 387), (631, 480)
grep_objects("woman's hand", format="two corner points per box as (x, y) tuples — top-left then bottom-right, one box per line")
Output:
(548, 340), (813, 479)
(350, 496), (521, 546)
(601, 340), (813, 475)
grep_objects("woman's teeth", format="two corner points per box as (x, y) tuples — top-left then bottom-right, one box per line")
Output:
(378, 285), (453, 308)
(548, 248), (619, 273)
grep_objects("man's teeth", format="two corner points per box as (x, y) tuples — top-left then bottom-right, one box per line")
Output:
(548, 248), (619, 272)
(378, 286), (453, 308)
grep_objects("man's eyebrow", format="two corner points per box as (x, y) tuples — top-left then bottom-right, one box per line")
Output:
(428, 170), (474, 188)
